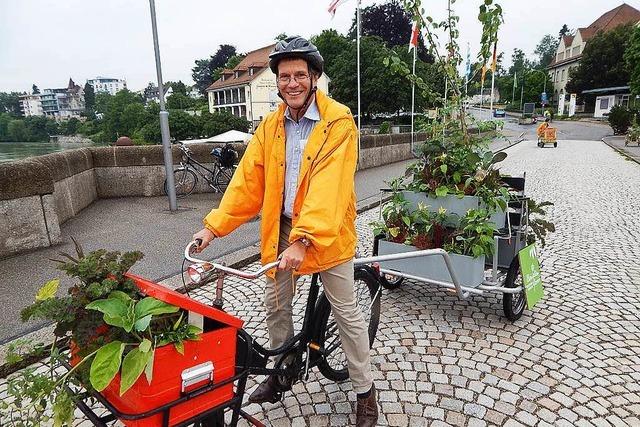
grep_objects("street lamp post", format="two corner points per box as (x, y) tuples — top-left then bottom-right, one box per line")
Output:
(149, 0), (177, 211)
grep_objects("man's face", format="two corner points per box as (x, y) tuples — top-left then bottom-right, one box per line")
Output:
(277, 58), (317, 111)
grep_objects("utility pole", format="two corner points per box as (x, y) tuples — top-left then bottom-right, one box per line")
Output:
(149, 0), (177, 211)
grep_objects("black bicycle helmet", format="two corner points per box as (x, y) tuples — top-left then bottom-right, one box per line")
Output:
(269, 36), (324, 75)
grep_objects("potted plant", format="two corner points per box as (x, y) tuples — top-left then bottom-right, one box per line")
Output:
(2, 244), (237, 426)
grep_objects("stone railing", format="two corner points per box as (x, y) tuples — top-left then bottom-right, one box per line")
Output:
(0, 133), (421, 258)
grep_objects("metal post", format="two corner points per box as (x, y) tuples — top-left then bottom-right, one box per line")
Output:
(149, 0), (177, 211)
(410, 46), (416, 154)
(519, 71), (525, 112)
(356, 0), (362, 156)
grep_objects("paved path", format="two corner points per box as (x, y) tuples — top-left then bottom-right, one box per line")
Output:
(3, 138), (639, 426)
(602, 135), (640, 164)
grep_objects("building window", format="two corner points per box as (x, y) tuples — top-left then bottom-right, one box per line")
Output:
(621, 94), (630, 107)
(561, 69), (565, 81)
(600, 98), (609, 110)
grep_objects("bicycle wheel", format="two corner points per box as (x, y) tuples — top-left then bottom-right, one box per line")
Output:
(165, 168), (197, 198)
(314, 267), (381, 382)
(503, 256), (526, 321)
(213, 166), (234, 193)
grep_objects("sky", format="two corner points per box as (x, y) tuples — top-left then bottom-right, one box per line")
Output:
(1, 0), (637, 93)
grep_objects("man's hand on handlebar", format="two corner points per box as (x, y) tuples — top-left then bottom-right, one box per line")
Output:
(192, 228), (216, 253)
(278, 241), (307, 271)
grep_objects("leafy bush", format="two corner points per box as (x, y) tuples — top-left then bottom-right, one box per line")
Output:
(378, 121), (391, 134)
(608, 105), (632, 135)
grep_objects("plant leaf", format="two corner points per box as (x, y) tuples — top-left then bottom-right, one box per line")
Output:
(144, 349), (155, 384)
(86, 299), (128, 324)
(36, 279), (60, 301)
(435, 186), (448, 197)
(90, 341), (125, 392)
(139, 338), (152, 353)
(134, 297), (179, 318)
(109, 291), (133, 303)
(440, 164), (448, 174)
(119, 347), (153, 395)
(134, 315), (152, 332)
(174, 340), (185, 355)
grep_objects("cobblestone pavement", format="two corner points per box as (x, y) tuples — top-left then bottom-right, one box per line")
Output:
(2, 139), (640, 426)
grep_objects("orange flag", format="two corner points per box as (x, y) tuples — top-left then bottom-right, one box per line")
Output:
(490, 41), (498, 72)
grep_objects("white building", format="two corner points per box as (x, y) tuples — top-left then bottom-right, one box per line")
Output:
(547, 4), (640, 102)
(206, 44), (330, 130)
(87, 76), (127, 95)
(19, 94), (44, 117)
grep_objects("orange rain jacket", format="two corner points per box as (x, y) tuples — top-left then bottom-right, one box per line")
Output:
(203, 90), (358, 279)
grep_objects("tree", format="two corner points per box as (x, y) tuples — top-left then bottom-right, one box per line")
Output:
(191, 44), (237, 94)
(566, 24), (634, 95)
(32, 84), (40, 94)
(559, 24), (572, 40)
(508, 48), (533, 76)
(166, 93), (196, 110)
(311, 29), (352, 79)
(0, 92), (22, 115)
(534, 34), (559, 68)
(8, 119), (28, 141)
(329, 36), (442, 118)
(169, 80), (187, 96)
(143, 82), (157, 101)
(83, 83), (95, 116)
(211, 54), (246, 82)
(0, 113), (13, 140)
(349, 0), (432, 63)
(624, 25), (640, 96)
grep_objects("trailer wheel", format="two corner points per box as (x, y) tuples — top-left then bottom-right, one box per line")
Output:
(503, 256), (526, 321)
(553, 142), (558, 147)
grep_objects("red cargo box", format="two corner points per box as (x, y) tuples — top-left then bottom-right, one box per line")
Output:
(79, 273), (244, 426)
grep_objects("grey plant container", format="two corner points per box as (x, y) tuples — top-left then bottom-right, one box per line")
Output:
(401, 191), (505, 228)
(378, 239), (486, 288)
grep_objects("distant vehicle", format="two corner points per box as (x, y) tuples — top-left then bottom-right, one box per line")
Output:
(493, 109), (506, 118)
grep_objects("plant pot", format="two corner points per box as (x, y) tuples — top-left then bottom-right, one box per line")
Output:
(402, 191), (505, 228)
(378, 239), (486, 288)
(70, 274), (243, 427)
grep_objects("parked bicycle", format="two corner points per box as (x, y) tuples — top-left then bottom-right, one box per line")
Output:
(164, 141), (239, 197)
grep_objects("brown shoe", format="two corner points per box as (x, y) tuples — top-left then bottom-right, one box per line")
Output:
(247, 376), (282, 404)
(356, 384), (379, 427)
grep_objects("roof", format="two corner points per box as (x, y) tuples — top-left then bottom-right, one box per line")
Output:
(548, 3), (640, 69)
(206, 44), (276, 91)
(582, 85), (630, 94)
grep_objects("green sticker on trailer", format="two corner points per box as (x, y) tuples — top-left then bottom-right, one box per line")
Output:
(518, 244), (544, 309)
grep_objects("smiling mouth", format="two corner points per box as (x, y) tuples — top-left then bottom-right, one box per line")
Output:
(287, 91), (303, 97)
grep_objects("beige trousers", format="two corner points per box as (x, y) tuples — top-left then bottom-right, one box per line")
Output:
(264, 216), (374, 393)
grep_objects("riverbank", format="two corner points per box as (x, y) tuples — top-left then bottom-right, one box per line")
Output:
(0, 139), (99, 163)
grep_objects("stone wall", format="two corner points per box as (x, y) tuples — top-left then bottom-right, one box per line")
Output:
(0, 134), (416, 258)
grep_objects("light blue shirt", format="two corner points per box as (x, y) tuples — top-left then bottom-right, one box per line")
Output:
(283, 97), (320, 218)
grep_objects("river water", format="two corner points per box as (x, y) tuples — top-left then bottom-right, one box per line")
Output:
(0, 141), (102, 163)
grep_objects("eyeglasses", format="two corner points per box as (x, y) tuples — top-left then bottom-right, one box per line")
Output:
(277, 73), (310, 85)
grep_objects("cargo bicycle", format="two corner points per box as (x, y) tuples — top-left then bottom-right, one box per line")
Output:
(68, 240), (382, 426)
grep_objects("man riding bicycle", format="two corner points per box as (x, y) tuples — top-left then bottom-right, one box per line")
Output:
(192, 36), (378, 426)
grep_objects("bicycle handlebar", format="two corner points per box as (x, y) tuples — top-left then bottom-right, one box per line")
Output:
(184, 241), (280, 280)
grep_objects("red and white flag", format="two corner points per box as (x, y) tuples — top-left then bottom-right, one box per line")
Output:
(328, 0), (351, 17)
(408, 21), (420, 51)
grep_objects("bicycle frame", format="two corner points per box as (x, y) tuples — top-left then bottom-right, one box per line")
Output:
(184, 242), (378, 389)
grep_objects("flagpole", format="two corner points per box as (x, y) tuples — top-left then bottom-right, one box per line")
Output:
(356, 0), (361, 156)
(512, 71), (516, 104)
(411, 44), (416, 154)
(489, 69), (495, 119)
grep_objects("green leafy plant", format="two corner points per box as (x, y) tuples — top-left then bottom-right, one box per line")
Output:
(445, 208), (497, 258)
(526, 199), (555, 247)
(407, 203), (436, 249)
(4, 244), (202, 425)
(608, 105), (632, 135)
(370, 183), (412, 243)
